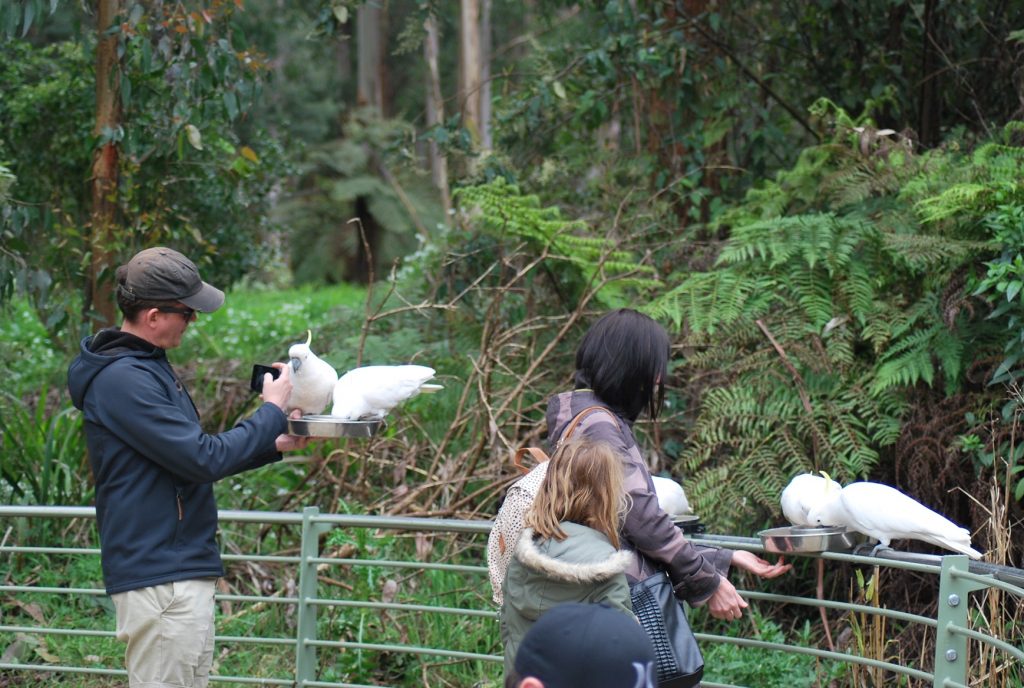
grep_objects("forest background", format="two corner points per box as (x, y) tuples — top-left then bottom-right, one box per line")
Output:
(2, 1), (1024, 686)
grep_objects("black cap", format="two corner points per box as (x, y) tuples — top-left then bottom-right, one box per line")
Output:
(514, 603), (656, 688)
(115, 247), (224, 313)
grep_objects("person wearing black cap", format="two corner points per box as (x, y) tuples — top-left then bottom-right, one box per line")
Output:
(67, 247), (309, 688)
(507, 602), (657, 688)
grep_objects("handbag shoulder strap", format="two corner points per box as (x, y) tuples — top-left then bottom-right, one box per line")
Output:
(556, 405), (619, 448)
(511, 405), (619, 474)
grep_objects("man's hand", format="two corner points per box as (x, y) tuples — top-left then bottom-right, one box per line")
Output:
(261, 362), (293, 411)
(731, 550), (793, 579)
(704, 576), (748, 620)
(275, 409), (310, 452)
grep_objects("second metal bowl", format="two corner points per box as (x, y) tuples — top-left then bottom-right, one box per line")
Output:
(758, 525), (865, 554)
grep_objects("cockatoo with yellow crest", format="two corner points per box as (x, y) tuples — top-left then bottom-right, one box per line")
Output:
(806, 473), (982, 559)
(331, 364), (441, 420)
(780, 472), (842, 527)
(285, 330), (338, 415)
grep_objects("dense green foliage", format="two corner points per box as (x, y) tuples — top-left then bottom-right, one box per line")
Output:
(3, 0), (1024, 684)
(0, 2), (288, 343)
(657, 115), (1024, 531)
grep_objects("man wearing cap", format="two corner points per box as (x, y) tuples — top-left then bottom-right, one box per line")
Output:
(506, 603), (657, 688)
(68, 247), (308, 688)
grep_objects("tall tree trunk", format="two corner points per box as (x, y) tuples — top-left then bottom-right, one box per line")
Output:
(354, 4), (385, 282)
(478, 0), (492, 151)
(918, 0), (941, 147)
(90, 0), (121, 327)
(424, 15), (451, 217)
(459, 0), (483, 159)
(357, 3), (383, 112)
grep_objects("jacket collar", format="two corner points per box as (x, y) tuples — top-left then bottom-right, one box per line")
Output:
(515, 526), (633, 583)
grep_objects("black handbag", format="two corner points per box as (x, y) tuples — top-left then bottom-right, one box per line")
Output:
(629, 572), (704, 688)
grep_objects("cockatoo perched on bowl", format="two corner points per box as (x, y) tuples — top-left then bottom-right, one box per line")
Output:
(330, 364), (441, 420)
(285, 330), (339, 415)
(806, 474), (982, 559)
(780, 472), (843, 527)
(652, 475), (692, 519)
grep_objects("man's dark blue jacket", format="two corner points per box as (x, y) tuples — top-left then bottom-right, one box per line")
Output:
(68, 329), (286, 595)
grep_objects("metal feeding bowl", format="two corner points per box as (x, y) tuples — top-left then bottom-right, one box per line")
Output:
(758, 525), (865, 554)
(673, 515), (705, 535)
(287, 415), (383, 438)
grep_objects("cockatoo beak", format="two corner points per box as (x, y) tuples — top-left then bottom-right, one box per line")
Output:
(290, 357), (302, 373)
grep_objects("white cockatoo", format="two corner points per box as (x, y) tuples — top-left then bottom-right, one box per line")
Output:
(806, 475), (982, 559)
(780, 472), (842, 527)
(285, 330), (339, 415)
(652, 475), (692, 518)
(330, 364), (441, 420)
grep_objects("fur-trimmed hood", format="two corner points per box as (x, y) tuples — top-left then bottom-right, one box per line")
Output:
(515, 525), (633, 584)
(501, 521), (635, 675)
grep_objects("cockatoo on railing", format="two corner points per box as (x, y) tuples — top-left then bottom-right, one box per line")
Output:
(286, 330), (339, 415)
(330, 364), (441, 420)
(806, 473), (982, 559)
(652, 475), (692, 519)
(780, 472), (842, 528)
(780, 471), (846, 653)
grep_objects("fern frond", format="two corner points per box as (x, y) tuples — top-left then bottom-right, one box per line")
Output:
(883, 233), (990, 268)
(870, 325), (940, 395)
(644, 272), (775, 334)
(790, 266), (834, 329)
(837, 260), (877, 325)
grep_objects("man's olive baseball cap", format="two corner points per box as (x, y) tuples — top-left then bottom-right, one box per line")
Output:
(115, 247), (225, 313)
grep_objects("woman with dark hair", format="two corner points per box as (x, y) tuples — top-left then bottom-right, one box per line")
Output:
(547, 309), (790, 621)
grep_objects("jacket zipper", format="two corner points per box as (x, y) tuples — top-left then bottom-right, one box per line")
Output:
(176, 489), (184, 521)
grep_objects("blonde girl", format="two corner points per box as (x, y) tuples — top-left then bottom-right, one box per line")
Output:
(500, 437), (635, 675)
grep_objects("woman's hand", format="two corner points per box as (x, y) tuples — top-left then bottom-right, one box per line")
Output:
(704, 576), (748, 620)
(731, 550), (792, 579)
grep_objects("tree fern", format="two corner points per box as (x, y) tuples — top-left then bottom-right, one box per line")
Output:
(454, 178), (660, 305)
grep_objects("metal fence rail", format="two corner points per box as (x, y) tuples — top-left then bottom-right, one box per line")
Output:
(1, 505), (1022, 687)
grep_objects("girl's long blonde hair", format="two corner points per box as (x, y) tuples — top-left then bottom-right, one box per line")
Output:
(525, 437), (628, 548)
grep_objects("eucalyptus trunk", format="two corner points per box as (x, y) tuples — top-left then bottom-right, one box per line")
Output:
(423, 14), (451, 216)
(478, 0), (492, 151)
(459, 0), (483, 158)
(356, 2), (384, 112)
(90, 0), (120, 326)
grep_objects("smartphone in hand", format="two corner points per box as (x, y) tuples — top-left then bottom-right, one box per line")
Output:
(250, 364), (281, 393)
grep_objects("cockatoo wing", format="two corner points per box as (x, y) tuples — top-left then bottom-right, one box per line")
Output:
(781, 473), (842, 527)
(357, 365), (436, 410)
(838, 482), (981, 559)
(331, 365), (436, 420)
(652, 475), (691, 518)
(285, 331), (339, 415)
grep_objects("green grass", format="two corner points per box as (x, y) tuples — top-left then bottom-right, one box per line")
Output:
(178, 282), (368, 362)
(699, 609), (848, 687)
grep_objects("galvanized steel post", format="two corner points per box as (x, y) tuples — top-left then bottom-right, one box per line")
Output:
(934, 555), (989, 688)
(296, 506), (332, 686)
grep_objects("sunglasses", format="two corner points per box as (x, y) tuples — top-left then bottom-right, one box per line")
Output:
(157, 306), (197, 320)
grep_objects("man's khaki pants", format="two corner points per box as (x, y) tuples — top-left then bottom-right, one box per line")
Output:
(111, 578), (217, 688)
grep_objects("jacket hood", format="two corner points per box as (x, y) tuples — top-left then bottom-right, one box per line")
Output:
(67, 328), (164, 410)
(514, 526), (633, 584)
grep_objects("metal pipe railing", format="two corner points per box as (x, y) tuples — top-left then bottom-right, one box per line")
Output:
(1, 505), (1022, 688)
